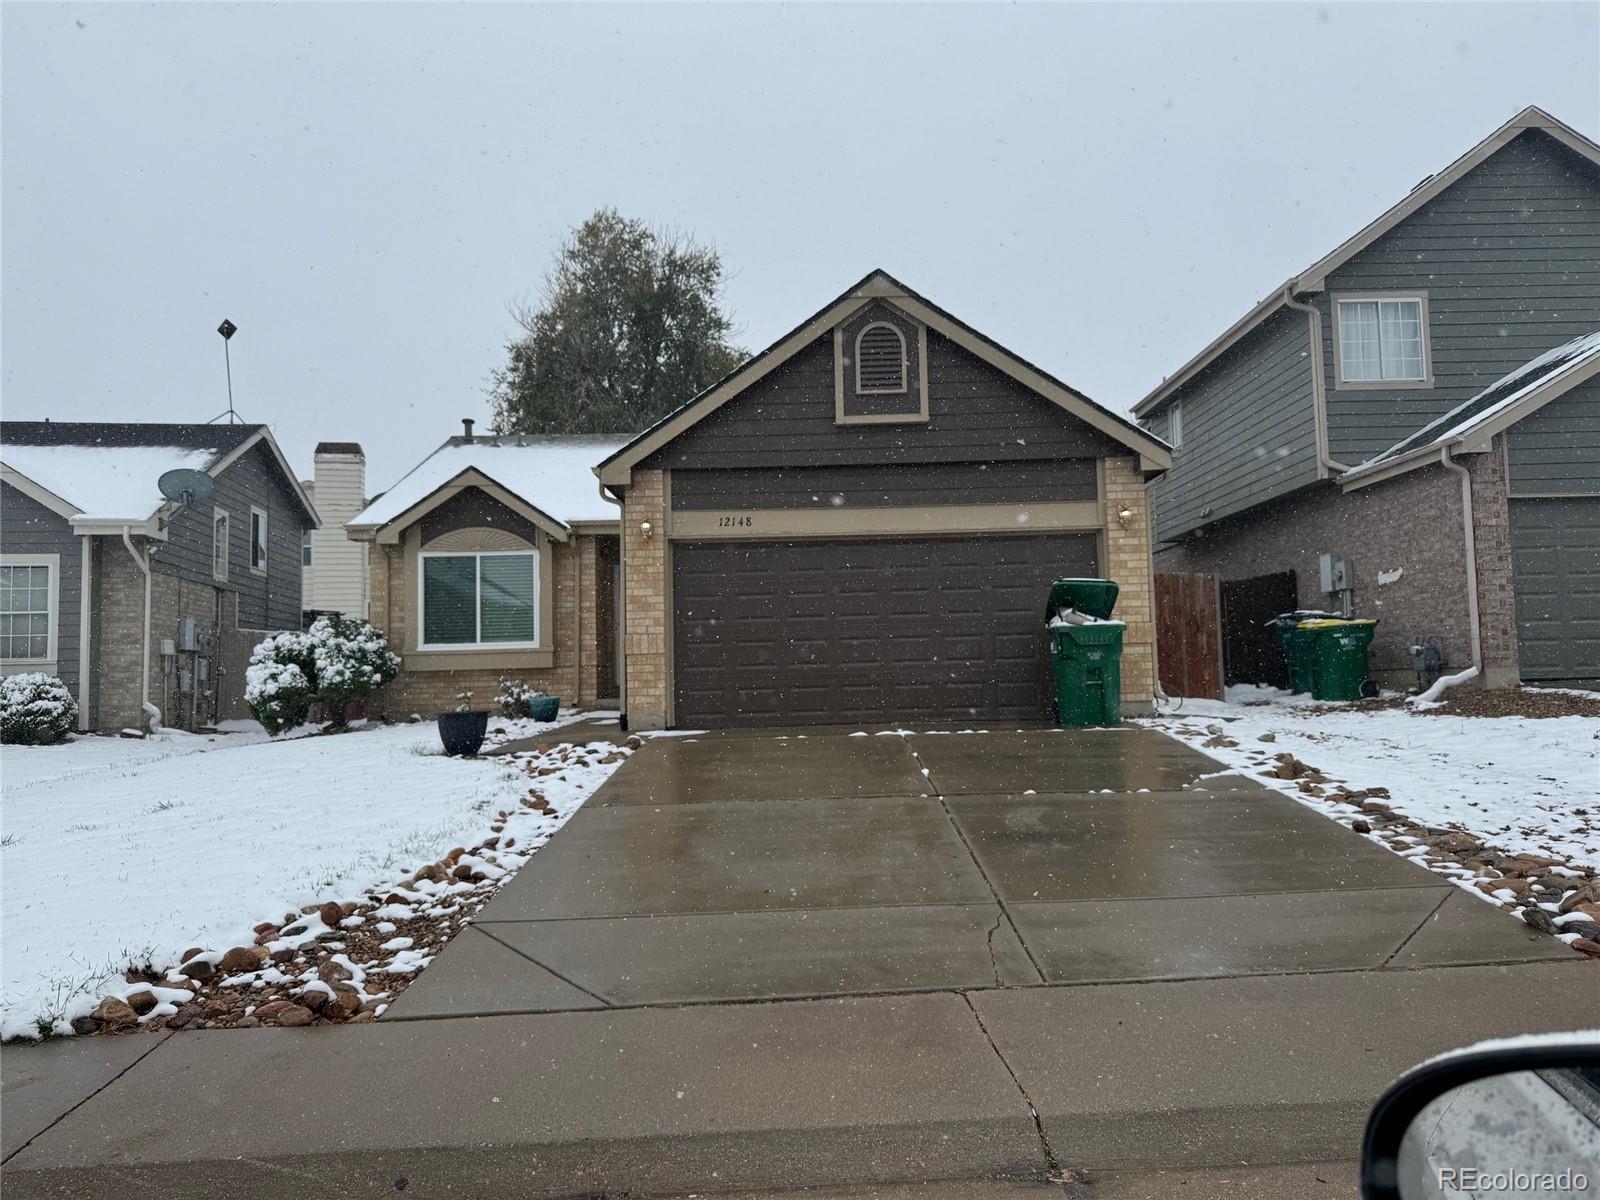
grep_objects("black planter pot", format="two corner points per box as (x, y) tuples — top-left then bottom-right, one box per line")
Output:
(437, 710), (490, 756)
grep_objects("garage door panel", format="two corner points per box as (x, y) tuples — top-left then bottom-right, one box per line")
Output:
(672, 533), (1097, 727)
(1511, 497), (1600, 681)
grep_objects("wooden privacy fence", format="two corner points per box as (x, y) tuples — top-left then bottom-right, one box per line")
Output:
(1154, 572), (1224, 700)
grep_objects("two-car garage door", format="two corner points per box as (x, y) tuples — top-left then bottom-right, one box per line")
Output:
(672, 533), (1098, 727)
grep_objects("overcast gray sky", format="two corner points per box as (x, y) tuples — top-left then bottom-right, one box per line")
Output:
(4, 2), (1597, 491)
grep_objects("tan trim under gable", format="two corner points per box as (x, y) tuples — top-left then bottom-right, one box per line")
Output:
(668, 500), (1104, 541)
(1134, 105), (1600, 418)
(597, 271), (1170, 486)
(352, 468), (572, 546)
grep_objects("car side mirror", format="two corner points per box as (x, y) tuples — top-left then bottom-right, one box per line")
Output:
(1362, 1037), (1600, 1199)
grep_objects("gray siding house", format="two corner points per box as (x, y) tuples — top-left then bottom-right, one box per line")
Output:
(1136, 106), (1600, 689)
(0, 422), (318, 731)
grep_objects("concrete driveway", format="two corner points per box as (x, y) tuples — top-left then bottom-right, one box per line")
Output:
(5, 725), (1592, 1199)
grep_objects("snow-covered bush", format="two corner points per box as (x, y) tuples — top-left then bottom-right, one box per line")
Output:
(246, 616), (400, 734)
(496, 677), (537, 717)
(0, 673), (79, 745)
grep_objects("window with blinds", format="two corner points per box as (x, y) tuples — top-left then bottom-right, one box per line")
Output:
(420, 550), (538, 649)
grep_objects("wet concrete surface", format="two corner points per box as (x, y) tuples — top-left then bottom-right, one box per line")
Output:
(9, 724), (1591, 1198)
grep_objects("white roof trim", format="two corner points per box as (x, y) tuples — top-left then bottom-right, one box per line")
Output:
(1134, 106), (1600, 417)
(347, 466), (573, 545)
(0, 463), (81, 520)
(206, 427), (321, 527)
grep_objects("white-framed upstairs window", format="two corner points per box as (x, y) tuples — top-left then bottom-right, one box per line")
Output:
(418, 549), (538, 650)
(1334, 294), (1431, 387)
(0, 554), (59, 667)
(212, 509), (231, 583)
(249, 506), (269, 575)
(1168, 400), (1184, 449)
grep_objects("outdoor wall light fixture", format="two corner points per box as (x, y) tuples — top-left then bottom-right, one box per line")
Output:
(1117, 506), (1134, 528)
(640, 520), (654, 540)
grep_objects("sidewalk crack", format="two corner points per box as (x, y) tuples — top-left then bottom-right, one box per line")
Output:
(472, 925), (616, 1007)
(1381, 889), (1454, 967)
(2, 1031), (172, 1165)
(961, 991), (1070, 1184)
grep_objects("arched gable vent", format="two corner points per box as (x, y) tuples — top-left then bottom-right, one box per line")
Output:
(855, 322), (908, 394)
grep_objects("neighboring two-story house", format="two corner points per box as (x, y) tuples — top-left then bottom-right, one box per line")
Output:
(1135, 107), (1599, 690)
(300, 441), (370, 623)
(0, 422), (319, 731)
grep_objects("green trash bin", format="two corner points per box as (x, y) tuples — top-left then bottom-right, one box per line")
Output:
(1267, 610), (1341, 694)
(1299, 618), (1378, 701)
(1047, 578), (1124, 726)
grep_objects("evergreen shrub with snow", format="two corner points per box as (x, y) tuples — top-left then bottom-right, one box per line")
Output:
(496, 677), (538, 717)
(246, 616), (400, 735)
(0, 673), (79, 745)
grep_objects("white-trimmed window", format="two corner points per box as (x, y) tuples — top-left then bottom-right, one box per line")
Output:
(212, 509), (230, 582)
(249, 506), (268, 574)
(0, 554), (59, 665)
(302, 528), (313, 567)
(418, 550), (538, 650)
(1335, 296), (1429, 385)
(1168, 400), (1184, 449)
(854, 322), (908, 394)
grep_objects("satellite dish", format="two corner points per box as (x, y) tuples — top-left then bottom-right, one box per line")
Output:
(158, 468), (216, 507)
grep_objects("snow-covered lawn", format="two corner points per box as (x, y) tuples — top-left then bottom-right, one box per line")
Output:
(1, 718), (627, 1040)
(1141, 686), (1599, 873)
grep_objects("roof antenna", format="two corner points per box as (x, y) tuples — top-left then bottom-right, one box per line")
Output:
(208, 319), (241, 424)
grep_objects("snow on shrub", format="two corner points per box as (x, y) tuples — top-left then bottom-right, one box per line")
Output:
(246, 616), (400, 734)
(496, 677), (538, 717)
(0, 673), (79, 745)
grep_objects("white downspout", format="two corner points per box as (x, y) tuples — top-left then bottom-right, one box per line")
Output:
(1439, 446), (1483, 675)
(1281, 285), (1352, 476)
(599, 479), (625, 719)
(120, 526), (161, 732)
(77, 536), (93, 731)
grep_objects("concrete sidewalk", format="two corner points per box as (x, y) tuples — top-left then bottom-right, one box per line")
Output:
(4, 726), (1592, 1198)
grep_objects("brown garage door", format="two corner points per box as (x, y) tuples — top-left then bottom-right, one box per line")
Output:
(672, 533), (1098, 727)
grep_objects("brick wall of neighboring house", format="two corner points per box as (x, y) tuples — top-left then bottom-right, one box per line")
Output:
(1154, 454), (1516, 690)
(1103, 456), (1157, 706)
(1468, 436), (1520, 689)
(620, 469), (667, 729)
(365, 533), (609, 718)
(92, 537), (283, 731)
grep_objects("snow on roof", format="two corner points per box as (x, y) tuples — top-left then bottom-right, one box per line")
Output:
(0, 443), (218, 522)
(1345, 330), (1600, 478)
(349, 435), (631, 531)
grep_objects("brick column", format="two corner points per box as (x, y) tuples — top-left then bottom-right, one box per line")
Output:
(621, 469), (668, 729)
(1468, 438), (1519, 689)
(1103, 457), (1156, 707)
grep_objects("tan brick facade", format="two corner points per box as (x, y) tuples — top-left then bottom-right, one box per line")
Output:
(366, 529), (614, 718)
(620, 469), (668, 729)
(1103, 456), (1157, 707)
(1468, 437), (1520, 689)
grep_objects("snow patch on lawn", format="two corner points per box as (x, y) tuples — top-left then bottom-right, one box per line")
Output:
(0, 720), (627, 1039)
(1142, 687), (1598, 873)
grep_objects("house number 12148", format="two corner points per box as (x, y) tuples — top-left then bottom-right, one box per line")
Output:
(716, 515), (753, 528)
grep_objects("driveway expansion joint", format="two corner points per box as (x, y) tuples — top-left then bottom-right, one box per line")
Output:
(1380, 889), (1454, 967)
(470, 923), (615, 1007)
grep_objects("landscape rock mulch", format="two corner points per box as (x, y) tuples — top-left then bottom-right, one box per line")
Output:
(75, 735), (638, 1036)
(1348, 686), (1600, 721)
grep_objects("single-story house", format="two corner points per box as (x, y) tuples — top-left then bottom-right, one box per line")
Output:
(346, 430), (630, 716)
(0, 421), (319, 731)
(1135, 106), (1600, 690)
(597, 269), (1171, 729)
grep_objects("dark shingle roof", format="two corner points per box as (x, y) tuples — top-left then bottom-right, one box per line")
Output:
(0, 421), (263, 459)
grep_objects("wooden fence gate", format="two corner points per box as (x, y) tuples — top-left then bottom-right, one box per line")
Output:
(1154, 572), (1224, 700)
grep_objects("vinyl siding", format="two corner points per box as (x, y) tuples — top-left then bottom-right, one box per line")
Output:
(1319, 131), (1600, 463)
(151, 442), (309, 630)
(1145, 307), (1319, 544)
(305, 454), (368, 616)
(670, 460), (1099, 511)
(1506, 374), (1600, 496)
(0, 482), (83, 701)
(647, 328), (1124, 470)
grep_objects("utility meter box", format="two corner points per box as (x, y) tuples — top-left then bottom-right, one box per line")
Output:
(1319, 554), (1353, 594)
(177, 617), (197, 652)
